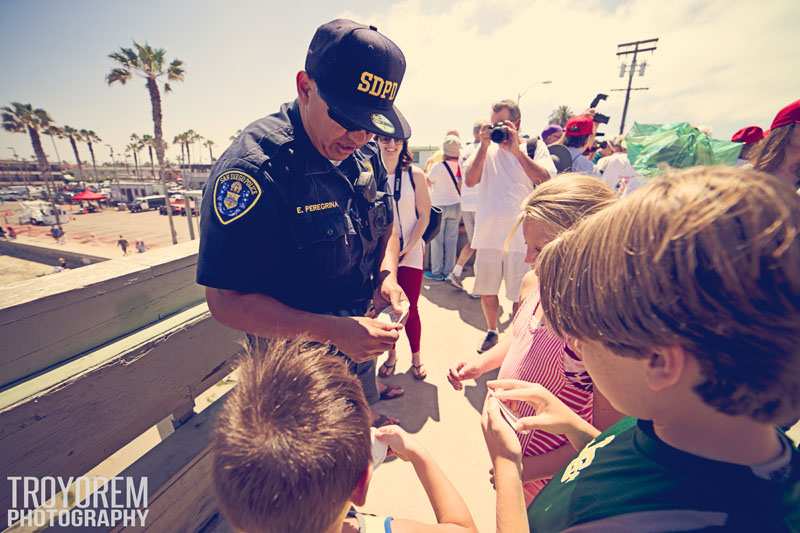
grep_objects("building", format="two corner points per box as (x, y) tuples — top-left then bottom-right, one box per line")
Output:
(0, 159), (65, 183)
(410, 145), (438, 169)
(181, 169), (211, 191)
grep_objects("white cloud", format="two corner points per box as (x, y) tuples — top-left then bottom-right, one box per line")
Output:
(1, 0), (796, 161)
(342, 0), (799, 144)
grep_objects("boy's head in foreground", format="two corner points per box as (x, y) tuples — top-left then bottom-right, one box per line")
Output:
(537, 166), (800, 426)
(212, 339), (372, 533)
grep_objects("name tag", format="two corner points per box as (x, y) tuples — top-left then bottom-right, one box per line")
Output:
(296, 200), (340, 214)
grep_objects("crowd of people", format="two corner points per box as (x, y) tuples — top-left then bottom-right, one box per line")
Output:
(209, 97), (800, 533)
(198, 18), (799, 533)
(381, 98), (642, 362)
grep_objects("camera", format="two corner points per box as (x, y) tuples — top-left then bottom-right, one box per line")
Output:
(589, 94), (610, 125)
(490, 123), (509, 143)
(594, 113), (610, 125)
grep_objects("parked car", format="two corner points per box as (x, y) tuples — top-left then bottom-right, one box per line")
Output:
(159, 199), (198, 216)
(18, 201), (61, 225)
(0, 186), (30, 201)
(129, 195), (167, 213)
(55, 191), (76, 204)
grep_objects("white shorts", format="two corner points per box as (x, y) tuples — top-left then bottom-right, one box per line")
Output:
(461, 211), (476, 244)
(473, 249), (529, 302)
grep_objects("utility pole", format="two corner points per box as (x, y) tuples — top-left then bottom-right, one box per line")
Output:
(517, 80), (552, 105)
(615, 38), (658, 134)
(106, 144), (118, 183)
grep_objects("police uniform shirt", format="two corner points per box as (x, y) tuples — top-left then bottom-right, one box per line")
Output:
(197, 100), (392, 314)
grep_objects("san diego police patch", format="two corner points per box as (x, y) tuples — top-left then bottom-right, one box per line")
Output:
(213, 170), (262, 225)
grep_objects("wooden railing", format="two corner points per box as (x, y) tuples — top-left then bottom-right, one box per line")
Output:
(0, 241), (242, 532)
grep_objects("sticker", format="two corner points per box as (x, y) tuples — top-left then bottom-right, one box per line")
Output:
(370, 113), (395, 135)
(213, 170), (262, 225)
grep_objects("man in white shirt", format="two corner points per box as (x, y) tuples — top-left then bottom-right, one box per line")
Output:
(463, 99), (556, 352)
(447, 120), (488, 294)
(596, 135), (639, 195)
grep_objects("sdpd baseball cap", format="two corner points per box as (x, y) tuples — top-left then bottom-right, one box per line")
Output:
(305, 19), (411, 140)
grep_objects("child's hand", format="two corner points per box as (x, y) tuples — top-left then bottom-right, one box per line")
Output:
(481, 394), (523, 464)
(447, 359), (482, 390)
(375, 425), (423, 462)
(488, 379), (584, 436)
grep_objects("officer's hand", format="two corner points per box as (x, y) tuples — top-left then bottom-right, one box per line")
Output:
(374, 276), (408, 317)
(334, 316), (401, 363)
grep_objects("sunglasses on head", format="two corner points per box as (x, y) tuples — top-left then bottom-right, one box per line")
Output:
(377, 136), (398, 143)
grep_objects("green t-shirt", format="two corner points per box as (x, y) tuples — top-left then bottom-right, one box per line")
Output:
(528, 417), (800, 532)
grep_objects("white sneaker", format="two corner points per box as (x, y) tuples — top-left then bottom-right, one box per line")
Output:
(446, 272), (463, 289)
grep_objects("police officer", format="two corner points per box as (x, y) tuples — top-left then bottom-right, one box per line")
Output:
(197, 19), (411, 417)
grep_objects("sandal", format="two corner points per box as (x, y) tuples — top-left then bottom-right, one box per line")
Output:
(379, 384), (405, 401)
(378, 360), (397, 378)
(411, 363), (427, 381)
(372, 414), (401, 428)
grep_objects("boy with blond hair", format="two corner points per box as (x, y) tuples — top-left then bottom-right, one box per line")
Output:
(212, 338), (477, 533)
(481, 166), (800, 531)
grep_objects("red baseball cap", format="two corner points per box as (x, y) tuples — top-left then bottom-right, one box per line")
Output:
(565, 115), (593, 137)
(731, 126), (764, 145)
(770, 99), (800, 130)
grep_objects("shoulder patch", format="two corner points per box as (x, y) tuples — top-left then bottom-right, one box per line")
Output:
(213, 170), (262, 225)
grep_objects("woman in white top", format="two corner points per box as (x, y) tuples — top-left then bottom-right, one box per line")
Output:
(426, 135), (462, 281)
(378, 136), (432, 381)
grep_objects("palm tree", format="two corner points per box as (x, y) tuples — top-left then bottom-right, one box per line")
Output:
(172, 131), (187, 169)
(106, 41), (184, 245)
(141, 134), (157, 178)
(80, 129), (102, 180)
(172, 130), (198, 240)
(1, 103), (62, 226)
(125, 133), (144, 176)
(126, 142), (144, 179)
(229, 129), (242, 142)
(204, 139), (215, 163)
(62, 125), (84, 179)
(185, 129), (202, 169)
(547, 105), (574, 128)
(128, 133), (143, 177)
(43, 125), (64, 167)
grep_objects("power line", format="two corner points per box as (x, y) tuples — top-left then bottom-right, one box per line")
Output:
(614, 38), (658, 134)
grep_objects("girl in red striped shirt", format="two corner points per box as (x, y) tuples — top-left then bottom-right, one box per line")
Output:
(447, 175), (622, 503)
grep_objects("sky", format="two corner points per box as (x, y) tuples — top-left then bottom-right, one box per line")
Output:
(1, 0), (797, 165)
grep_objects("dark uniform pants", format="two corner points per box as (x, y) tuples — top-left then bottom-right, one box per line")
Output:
(330, 305), (380, 405)
(345, 358), (379, 405)
(245, 303), (380, 406)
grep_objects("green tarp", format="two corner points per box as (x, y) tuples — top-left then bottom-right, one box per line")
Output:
(625, 122), (743, 177)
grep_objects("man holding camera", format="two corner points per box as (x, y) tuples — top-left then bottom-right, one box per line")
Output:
(463, 99), (556, 352)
